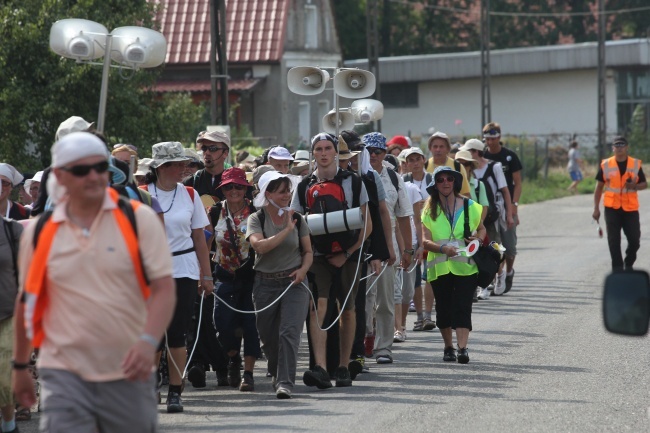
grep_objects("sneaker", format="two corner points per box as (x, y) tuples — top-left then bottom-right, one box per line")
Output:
(443, 346), (457, 362)
(276, 386), (292, 399)
(413, 320), (424, 331)
(493, 269), (506, 295)
(227, 357), (242, 388)
(303, 365), (332, 389)
(457, 347), (470, 364)
(408, 301), (416, 312)
(375, 354), (393, 364)
(364, 335), (375, 358)
(487, 283), (495, 292)
(504, 269), (515, 293)
(393, 330), (405, 343)
(239, 371), (254, 392)
(478, 287), (491, 300)
(423, 318), (437, 331)
(166, 391), (183, 413)
(348, 358), (364, 380)
(334, 366), (352, 387)
(187, 364), (206, 388)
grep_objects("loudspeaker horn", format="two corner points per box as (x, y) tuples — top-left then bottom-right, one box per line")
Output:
(322, 109), (355, 135)
(333, 68), (376, 99)
(288, 67), (330, 95)
(351, 99), (384, 123)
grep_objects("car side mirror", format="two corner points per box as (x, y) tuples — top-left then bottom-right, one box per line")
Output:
(603, 270), (650, 336)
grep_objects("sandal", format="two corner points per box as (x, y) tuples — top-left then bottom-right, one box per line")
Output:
(15, 405), (31, 421)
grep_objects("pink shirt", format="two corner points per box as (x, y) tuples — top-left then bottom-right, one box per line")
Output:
(18, 191), (173, 381)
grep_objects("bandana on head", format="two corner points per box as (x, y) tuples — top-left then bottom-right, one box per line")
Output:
(362, 132), (387, 150)
(310, 132), (338, 150)
(51, 132), (109, 168)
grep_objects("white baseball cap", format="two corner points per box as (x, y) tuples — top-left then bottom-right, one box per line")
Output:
(268, 147), (294, 161)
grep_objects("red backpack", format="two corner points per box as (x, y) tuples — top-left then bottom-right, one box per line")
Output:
(297, 170), (362, 254)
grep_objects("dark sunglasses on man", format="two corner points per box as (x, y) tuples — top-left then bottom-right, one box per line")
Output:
(60, 161), (110, 177)
(368, 148), (386, 155)
(201, 144), (228, 154)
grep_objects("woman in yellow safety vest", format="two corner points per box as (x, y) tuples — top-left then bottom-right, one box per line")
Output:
(422, 166), (486, 364)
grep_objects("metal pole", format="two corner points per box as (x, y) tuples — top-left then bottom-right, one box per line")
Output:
(480, 0), (491, 129)
(209, 0), (218, 125)
(597, 0), (607, 161)
(366, 0), (381, 132)
(218, 0), (229, 126)
(96, 34), (113, 134)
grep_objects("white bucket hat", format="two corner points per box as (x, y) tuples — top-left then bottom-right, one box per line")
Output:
(151, 142), (190, 168)
(253, 171), (301, 209)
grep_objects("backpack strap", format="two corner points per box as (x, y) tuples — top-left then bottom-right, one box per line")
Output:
(454, 159), (461, 172)
(403, 173), (413, 183)
(115, 196), (150, 285)
(387, 168), (400, 193)
(3, 218), (19, 286)
(185, 186), (195, 203)
(463, 198), (471, 239)
(298, 174), (317, 213)
(33, 210), (54, 249)
(426, 173), (433, 185)
(209, 201), (224, 227)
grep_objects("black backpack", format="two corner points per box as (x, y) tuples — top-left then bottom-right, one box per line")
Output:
(476, 162), (500, 225)
(297, 170), (362, 254)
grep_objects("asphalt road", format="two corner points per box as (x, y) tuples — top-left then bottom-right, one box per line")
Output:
(18, 191), (650, 432)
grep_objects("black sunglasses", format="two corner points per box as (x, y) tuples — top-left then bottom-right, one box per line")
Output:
(436, 175), (455, 184)
(60, 161), (110, 177)
(368, 148), (386, 155)
(201, 144), (228, 153)
(222, 184), (247, 191)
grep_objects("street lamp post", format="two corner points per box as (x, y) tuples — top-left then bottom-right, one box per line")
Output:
(49, 18), (167, 134)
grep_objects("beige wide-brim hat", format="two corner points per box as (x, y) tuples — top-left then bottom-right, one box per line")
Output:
(454, 150), (479, 169)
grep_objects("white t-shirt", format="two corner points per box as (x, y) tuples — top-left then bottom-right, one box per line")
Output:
(376, 166), (414, 227)
(148, 183), (210, 279)
(404, 182), (423, 246)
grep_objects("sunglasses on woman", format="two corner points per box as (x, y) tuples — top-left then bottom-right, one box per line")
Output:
(60, 161), (110, 177)
(222, 184), (247, 191)
(435, 175), (455, 184)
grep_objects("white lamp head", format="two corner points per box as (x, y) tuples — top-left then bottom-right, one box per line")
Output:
(333, 69), (376, 99)
(288, 67), (330, 95)
(50, 19), (109, 61)
(322, 109), (355, 135)
(110, 26), (167, 68)
(351, 99), (384, 123)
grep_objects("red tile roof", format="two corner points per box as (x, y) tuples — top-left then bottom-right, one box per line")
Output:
(153, 78), (261, 93)
(155, 0), (288, 65)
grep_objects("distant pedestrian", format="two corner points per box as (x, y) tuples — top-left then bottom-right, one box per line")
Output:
(593, 136), (647, 271)
(567, 141), (583, 193)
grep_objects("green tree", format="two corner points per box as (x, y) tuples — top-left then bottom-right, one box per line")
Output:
(0, 0), (206, 171)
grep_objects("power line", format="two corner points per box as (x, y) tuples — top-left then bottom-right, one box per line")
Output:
(388, 0), (650, 18)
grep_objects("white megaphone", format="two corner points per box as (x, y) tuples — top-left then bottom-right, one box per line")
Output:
(287, 67), (330, 95)
(322, 109), (355, 135)
(351, 99), (384, 123)
(333, 68), (376, 99)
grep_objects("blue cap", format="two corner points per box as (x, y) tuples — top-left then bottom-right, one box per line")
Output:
(362, 132), (387, 150)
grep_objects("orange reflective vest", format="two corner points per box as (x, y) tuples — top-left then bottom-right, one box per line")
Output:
(601, 156), (641, 211)
(24, 188), (151, 348)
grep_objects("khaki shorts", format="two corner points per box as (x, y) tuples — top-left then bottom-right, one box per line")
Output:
(0, 317), (13, 407)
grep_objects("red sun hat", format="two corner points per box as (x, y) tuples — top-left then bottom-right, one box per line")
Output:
(217, 167), (251, 189)
(387, 135), (410, 149)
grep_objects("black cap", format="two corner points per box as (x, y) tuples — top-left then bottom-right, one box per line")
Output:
(340, 130), (362, 151)
(612, 136), (628, 146)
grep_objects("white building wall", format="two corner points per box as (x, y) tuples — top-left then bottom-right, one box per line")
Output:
(381, 69), (617, 142)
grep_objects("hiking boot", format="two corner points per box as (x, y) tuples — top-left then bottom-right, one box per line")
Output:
(423, 318), (437, 331)
(504, 269), (515, 293)
(303, 365), (332, 389)
(493, 269), (506, 295)
(166, 391), (183, 413)
(334, 366), (352, 387)
(457, 347), (470, 364)
(348, 358), (364, 380)
(443, 346), (457, 362)
(187, 364), (206, 389)
(239, 371), (254, 392)
(413, 320), (424, 331)
(364, 335), (375, 358)
(227, 357), (242, 388)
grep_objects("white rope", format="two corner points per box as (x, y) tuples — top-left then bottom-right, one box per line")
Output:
(164, 290), (206, 382)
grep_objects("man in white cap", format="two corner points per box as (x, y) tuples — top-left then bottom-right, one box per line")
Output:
(267, 147), (294, 174)
(12, 132), (176, 432)
(185, 130), (232, 202)
(0, 164), (29, 220)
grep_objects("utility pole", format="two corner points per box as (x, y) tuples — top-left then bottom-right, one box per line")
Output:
(366, 0), (381, 132)
(210, 0), (229, 126)
(597, 0), (607, 161)
(480, 0), (491, 129)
